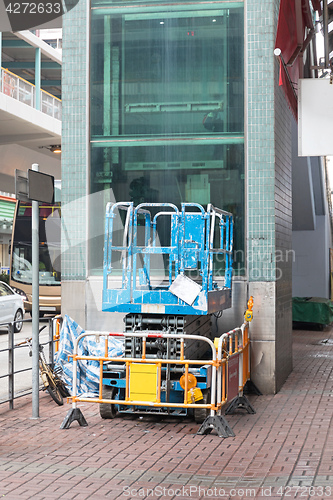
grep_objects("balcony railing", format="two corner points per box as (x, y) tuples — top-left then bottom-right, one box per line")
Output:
(0, 67), (61, 120)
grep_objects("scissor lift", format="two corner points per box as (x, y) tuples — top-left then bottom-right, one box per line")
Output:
(101, 202), (234, 421)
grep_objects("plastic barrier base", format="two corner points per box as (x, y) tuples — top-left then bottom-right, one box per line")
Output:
(60, 408), (88, 429)
(244, 379), (262, 396)
(225, 395), (256, 415)
(196, 415), (235, 438)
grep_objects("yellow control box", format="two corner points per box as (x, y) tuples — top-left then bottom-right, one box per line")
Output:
(130, 363), (157, 402)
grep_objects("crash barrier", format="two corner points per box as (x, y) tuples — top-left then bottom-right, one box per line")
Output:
(61, 315), (257, 437)
(0, 316), (59, 409)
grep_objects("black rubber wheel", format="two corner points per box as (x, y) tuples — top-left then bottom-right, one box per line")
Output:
(53, 373), (70, 398)
(194, 389), (211, 424)
(46, 373), (64, 406)
(100, 385), (117, 419)
(53, 366), (71, 397)
(13, 309), (23, 333)
(57, 381), (70, 398)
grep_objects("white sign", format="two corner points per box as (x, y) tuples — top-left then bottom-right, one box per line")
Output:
(298, 79), (333, 156)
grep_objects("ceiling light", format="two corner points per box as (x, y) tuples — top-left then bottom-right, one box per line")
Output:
(39, 145), (61, 154)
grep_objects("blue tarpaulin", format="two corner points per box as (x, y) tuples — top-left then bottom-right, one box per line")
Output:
(54, 315), (124, 397)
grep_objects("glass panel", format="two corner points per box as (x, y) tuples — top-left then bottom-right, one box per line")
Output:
(91, 6), (244, 137)
(11, 244), (61, 285)
(0, 283), (12, 296)
(90, 143), (244, 274)
(89, 2), (244, 276)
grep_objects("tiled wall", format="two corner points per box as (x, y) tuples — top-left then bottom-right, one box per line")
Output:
(61, 0), (89, 280)
(247, 1), (276, 282)
(247, 0), (293, 392)
(274, 52), (293, 390)
(273, 0), (293, 390)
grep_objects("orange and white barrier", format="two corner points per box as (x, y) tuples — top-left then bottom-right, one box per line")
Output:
(52, 316), (62, 354)
(60, 298), (256, 437)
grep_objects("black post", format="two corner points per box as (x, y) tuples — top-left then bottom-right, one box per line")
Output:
(7, 322), (14, 410)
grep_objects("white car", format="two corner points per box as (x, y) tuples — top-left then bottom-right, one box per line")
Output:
(0, 282), (25, 332)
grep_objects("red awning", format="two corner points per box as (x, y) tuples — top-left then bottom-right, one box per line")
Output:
(275, 0), (319, 119)
(311, 0), (321, 15)
(278, 60), (298, 119)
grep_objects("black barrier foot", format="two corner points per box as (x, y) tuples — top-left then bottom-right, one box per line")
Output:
(244, 380), (262, 395)
(225, 395), (256, 415)
(60, 408), (88, 429)
(197, 415), (235, 438)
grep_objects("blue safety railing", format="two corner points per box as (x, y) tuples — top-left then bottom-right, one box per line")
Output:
(103, 202), (233, 315)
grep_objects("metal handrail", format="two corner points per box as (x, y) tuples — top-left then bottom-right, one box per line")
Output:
(0, 67), (62, 120)
(0, 318), (56, 409)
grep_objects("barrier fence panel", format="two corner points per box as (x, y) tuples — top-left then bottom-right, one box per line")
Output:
(61, 331), (222, 429)
(216, 324), (249, 411)
(60, 313), (257, 437)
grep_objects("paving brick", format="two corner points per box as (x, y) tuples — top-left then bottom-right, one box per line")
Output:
(1, 328), (333, 498)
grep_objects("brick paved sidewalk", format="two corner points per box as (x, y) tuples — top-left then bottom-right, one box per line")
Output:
(0, 327), (332, 500)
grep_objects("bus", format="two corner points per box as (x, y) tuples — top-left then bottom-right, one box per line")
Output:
(9, 199), (61, 316)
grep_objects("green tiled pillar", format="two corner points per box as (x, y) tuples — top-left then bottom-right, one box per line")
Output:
(247, 0), (293, 393)
(247, 2), (276, 282)
(61, 0), (89, 325)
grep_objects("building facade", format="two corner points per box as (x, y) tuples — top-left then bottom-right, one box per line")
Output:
(61, 0), (323, 393)
(0, 30), (62, 277)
